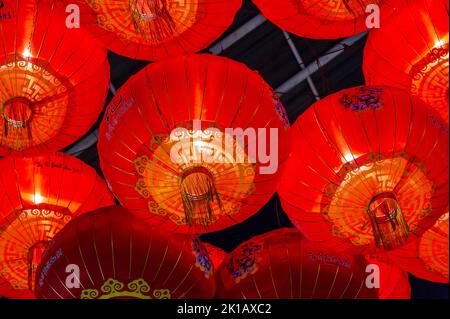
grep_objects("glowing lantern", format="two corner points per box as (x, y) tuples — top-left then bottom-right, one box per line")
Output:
(0, 153), (115, 298)
(388, 212), (448, 283)
(0, 0), (110, 156)
(277, 86), (449, 255)
(252, 0), (397, 39)
(216, 228), (378, 298)
(63, 0), (242, 61)
(364, 0), (449, 124)
(202, 242), (227, 269)
(98, 54), (291, 234)
(35, 206), (216, 299)
(365, 255), (411, 298)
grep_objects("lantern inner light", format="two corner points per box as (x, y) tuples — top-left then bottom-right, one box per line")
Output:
(367, 192), (410, 250)
(180, 166), (222, 226)
(2, 97), (33, 134)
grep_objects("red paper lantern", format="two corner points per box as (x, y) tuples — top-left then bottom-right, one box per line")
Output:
(277, 86), (449, 256)
(216, 228), (378, 299)
(252, 0), (397, 39)
(0, 0), (110, 156)
(364, 0), (449, 124)
(365, 255), (411, 298)
(0, 153), (115, 298)
(35, 206), (216, 299)
(388, 212), (448, 283)
(64, 0), (241, 61)
(98, 54), (291, 234)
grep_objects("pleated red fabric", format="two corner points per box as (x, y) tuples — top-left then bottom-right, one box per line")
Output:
(0, 153), (115, 298)
(0, 0), (110, 156)
(216, 228), (379, 299)
(63, 0), (241, 61)
(35, 206), (216, 299)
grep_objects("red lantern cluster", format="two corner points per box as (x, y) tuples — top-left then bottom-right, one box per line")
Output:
(35, 206), (216, 299)
(0, 0), (110, 156)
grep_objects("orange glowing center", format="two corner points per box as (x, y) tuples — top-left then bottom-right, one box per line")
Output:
(301, 0), (375, 21)
(0, 55), (69, 151)
(88, 0), (199, 44)
(0, 208), (72, 290)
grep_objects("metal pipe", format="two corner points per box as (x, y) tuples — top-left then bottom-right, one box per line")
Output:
(282, 30), (321, 101)
(276, 32), (367, 95)
(208, 14), (267, 55)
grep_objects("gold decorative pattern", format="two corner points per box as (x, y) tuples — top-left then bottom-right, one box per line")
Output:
(322, 154), (433, 246)
(300, 0), (377, 21)
(0, 208), (71, 289)
(418, 212), (449, 279)
(80, 278), (171, 299)
(410, 43), (449, 122)
(134, 122), (256, 227)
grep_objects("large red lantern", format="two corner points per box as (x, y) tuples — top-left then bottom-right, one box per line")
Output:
(203, 242), (227, 269)
(363, 0), (449, 124)
(0, 153), (115, 298)
(0, 0), (110, 156)
(388, 212), (448, 283)
(64, 0), (241, 61)
(277, 86), (449, 256)
(252, 0), (397, 39)
(35, 206), (216, 299)
(98, 54), (291, 234)
(365, 255), (411, 298)
(216, 228), (379, 298)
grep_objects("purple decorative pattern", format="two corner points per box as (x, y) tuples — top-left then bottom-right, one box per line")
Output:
(226, 242), (262, 282)
(339, 86), (384, 112)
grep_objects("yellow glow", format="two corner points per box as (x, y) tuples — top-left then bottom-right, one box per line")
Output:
(22, 48), (32, 58)
(34, 193), (43, 205)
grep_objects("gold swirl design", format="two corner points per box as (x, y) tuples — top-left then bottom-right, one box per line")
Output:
(80, 278), (171, 299)
(323, 154), (433, 246)
(410, 43), (449, 122)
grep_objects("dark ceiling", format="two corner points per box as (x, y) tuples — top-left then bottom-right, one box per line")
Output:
(61, 0), (448, 299)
